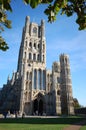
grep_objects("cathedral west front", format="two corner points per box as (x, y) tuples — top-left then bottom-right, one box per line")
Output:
(0, 16), (74, 116)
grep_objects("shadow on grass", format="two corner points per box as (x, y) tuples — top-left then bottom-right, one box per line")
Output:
(0, 117), (86, 125)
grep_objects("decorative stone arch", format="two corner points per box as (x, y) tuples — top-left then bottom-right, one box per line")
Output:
(24, 102), (30, 115)
(33, 92), (45, 115)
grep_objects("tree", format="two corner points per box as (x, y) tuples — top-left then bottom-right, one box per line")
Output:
(73, 98), (81, 109)
(0, 0), (86, 51)
(0, 0), (12, 51)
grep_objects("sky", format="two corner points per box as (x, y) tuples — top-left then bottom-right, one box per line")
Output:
(0, 0), (86, 106)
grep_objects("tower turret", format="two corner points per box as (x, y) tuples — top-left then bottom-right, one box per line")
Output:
(25, 16), (30, 34)
(60, 54), (74, 115)
(41, 20), (45, 38)
(7, 75), (10, 84)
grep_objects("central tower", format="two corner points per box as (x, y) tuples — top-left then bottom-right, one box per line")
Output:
(18, 16), (46, 115)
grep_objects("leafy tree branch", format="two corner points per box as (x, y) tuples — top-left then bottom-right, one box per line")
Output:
(0, 0), (86, 51)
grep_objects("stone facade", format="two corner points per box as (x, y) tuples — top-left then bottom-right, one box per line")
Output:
(0, 16), (74, 115)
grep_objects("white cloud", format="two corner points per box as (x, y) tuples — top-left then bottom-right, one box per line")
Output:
(46, 32), (86, 72)
(47, 32), (86, 53)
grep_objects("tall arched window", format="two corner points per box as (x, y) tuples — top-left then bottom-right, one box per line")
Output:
(29, 53), (32, 60)
(29, 82), (31, 90)
(34, 43), (36, 49)
(26, 82), (28, 90)
(26, 41), (27, 47)
(38, 69), (41, 89)
(43, 70), (46, 90)
(43, 55), (44, 62)
(37, 54), (40, 61)
(29, 42), (32, 48)
(34, 69), (37, 89)
(41, 70), (43, 90)
(33, 53), (36, 61)
(26, 72), (29, 80)
(29, 72), (32, 80)
(47, 74), (49, 82)
(24, 52), (26, 59)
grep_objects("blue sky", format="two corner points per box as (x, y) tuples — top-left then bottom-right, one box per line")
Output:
(0, 0), (86, 106)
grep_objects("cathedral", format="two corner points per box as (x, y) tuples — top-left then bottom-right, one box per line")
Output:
(0, 16), (74, 116)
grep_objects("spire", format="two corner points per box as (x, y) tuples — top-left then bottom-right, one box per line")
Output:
(25, 16), (30, 33)
(41, 19), (45, 38)
(11, 71), (16, 85)
(7, 75), (10, 83)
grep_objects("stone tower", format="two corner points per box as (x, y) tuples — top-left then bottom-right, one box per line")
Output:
(52, 62), (61, 115)
(17, 16), (46, 115)
(60, 54), (74, 115)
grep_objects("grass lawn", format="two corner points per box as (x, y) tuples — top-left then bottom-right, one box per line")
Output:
(80, 126), (86, 130)
(0, 124), (68, 130)
(0, 117), (86, 130)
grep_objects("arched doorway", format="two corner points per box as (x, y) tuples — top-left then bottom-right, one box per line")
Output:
(33, 99), (43, 115)
(38, 99), (43, 115)
(33, 99), (38, 114)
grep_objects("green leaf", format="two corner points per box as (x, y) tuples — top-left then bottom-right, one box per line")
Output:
(30, 0), (40, 8)
(3, 2), (12, 12)
(23, 0), (31, 4)
(41, 0), (53, 3)
(0, 36), (9, 51)
(24, 0), (41, 8)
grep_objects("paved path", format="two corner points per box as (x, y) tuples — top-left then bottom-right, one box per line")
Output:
(63, 120), (86, 130)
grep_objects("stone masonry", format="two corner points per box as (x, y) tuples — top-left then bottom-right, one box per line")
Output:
(0, 16), (74, 115)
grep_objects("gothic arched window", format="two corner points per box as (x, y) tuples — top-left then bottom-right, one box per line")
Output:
(33, 53), (36, 61)
(38, 69), (41, 89)
(29, 53), (32, 60)
(34, 43), (36, 49)
(34, 69), (37, 89)
(29, 42), (32, 48)
(43, 70), (46, 90)
(37, 54), (40, 61)
(29, 72), (32, 80)
(26, 72), (29, 80)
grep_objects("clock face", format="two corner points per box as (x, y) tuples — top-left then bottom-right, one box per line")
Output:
(33, 27), (37, 36)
